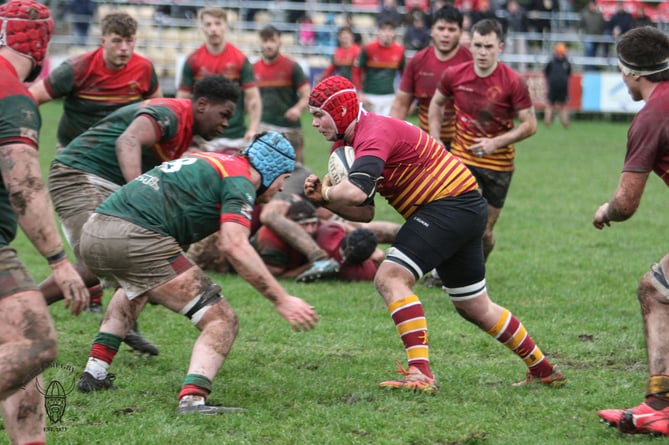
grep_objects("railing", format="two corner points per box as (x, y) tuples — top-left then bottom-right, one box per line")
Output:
(46, 1), (669, 94)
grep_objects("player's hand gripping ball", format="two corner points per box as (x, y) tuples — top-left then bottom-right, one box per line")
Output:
(327, 145), (355, 185)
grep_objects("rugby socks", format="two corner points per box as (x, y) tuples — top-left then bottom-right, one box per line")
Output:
(645, 375), (669, 409)
(486, 309), (554, 378)
(84, 332), (121, 379)
(387, 295), (432, 378)
(88, 283), (103, 306)
(178, 374), (213, 403)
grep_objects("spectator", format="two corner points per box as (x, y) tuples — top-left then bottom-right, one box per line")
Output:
(426, 0), (449, 27)
(253, 25), (310, 164)
(528, 0), (559, 41)
(67, 0), (96, 46)
(342, 13), (363, 45)
(319, 26), (362, 82)
(579, 0), (606, 70)
(470, 0), (498, 26)
(353, 18), (406, 116)
(177, 7), (261, 153)
(606, 0), (633, 57)
(298, 15), (316, 46)
(543, 42), (572, 129)
(378, 0), (403, 27)
(500, 0), (530, 71)
(404, 10), (432, 50)
(632, 6), (655, 28)
(502, 0), (530, 34)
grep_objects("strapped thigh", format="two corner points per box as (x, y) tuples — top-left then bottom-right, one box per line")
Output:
(179, 283), (222, 325)
(649, 263), (669, 300)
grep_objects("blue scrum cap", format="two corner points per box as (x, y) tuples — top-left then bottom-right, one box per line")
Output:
(243, 131), (296, 191)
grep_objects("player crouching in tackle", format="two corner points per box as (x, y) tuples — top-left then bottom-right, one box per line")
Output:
(304, 75), (565, 393)
(75, 132), (318, 414)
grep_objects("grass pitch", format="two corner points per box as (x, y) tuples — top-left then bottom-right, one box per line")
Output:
(2, 102), (666, 444)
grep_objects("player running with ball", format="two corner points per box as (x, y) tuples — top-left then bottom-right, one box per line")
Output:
(303, 75), (565, 393)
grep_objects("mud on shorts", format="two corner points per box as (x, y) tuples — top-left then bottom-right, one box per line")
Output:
(48, 162), (120, 255)
(0, 246), (38, 299)
(79, 213), (196, 299)
(466, 165), (513, 209)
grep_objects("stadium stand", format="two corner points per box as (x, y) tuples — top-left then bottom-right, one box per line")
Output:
(43, 0), (668, 96)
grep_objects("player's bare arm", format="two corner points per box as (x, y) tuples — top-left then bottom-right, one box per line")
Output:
(0, 144), (88, 314)
(27, 79), (54, 104)
(218, 221), (318, 331)
(116, 115), (158, 183)
(469, 106), (538, 156)
(285, 83), (311, 122)
(390, 90), (414, 120)
(593, 171), (649, 229)
(427, 89), (449, 142)
(244, 86), (262, 141)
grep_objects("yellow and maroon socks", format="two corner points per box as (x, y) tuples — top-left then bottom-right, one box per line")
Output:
(388, 295), (432, 378)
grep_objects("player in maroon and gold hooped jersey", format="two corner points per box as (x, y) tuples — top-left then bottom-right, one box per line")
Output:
(429, 19), (537, 260)
(391, 5), (472, 147)
(304, 75), (564, 394)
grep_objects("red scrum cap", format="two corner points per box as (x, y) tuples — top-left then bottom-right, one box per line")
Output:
(309, 76), (360, 139)
(0, 0), (54, 81)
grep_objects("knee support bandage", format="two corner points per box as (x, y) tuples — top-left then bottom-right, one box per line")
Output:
(179, 283), (222, 325)
(650, 263), (669, 300)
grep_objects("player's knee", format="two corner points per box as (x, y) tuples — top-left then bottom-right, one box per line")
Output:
(639, 263), (669, 306)
(180, 283), (227, 326)
(39, 336), (58, 364)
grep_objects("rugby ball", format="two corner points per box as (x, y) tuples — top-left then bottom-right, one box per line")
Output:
(327, 145), (355, 185)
